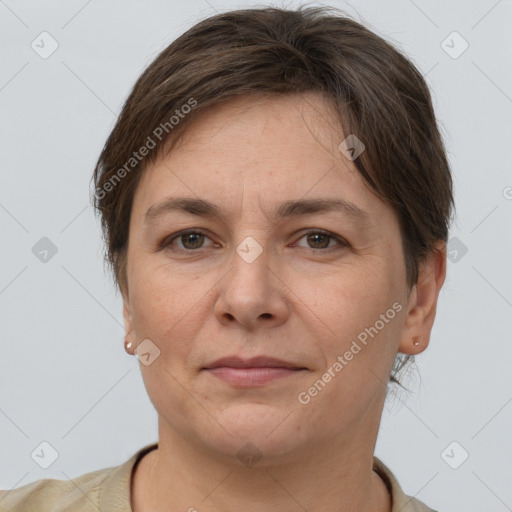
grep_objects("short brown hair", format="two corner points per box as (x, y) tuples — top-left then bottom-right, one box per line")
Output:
(91, 5), (455, 386)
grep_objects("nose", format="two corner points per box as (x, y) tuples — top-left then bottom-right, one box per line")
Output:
(213, 239), (290, 331)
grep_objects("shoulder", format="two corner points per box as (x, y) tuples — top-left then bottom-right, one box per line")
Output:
(0, 466), (113, 512)
(373, 456), (440, 512)
(400, 496), (440, 512)
(0, 443), (157, 512)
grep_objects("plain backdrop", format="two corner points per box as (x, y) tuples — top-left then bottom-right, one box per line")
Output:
(0, 1), (511, 510)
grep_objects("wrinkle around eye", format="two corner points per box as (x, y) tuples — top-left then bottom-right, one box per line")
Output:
(157, 228), (351, 254)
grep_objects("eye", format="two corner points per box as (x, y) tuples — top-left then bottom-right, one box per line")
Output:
(161, 229), (214, 252)
(292, 230), (349, 251)
(160, 229), (349, 253)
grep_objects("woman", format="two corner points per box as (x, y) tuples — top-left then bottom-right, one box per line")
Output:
(0, 5), (452, 511)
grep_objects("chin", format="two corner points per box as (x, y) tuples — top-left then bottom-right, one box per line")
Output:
(196, 403), (306, 464)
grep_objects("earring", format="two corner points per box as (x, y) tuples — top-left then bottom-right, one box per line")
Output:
(413, 335), (424, 346)
(124, 337), (133, 354)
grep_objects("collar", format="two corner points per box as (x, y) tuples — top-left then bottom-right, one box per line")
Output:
(98, 443), (432, 512)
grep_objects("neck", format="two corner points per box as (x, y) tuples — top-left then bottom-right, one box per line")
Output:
(131, 418), (391, 512)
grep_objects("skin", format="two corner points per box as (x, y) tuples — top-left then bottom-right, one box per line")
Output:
(122, 92), (447, 512)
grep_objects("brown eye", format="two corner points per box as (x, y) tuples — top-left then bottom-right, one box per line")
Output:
(306, 232), (331, 249)
(162, 230), (213, 252)
(294, 230), (348, 250)
(180, 232), (205, 249)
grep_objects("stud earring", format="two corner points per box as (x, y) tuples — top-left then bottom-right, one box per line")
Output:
(413, 335), (424, 346)
(124, 337), (133, 353)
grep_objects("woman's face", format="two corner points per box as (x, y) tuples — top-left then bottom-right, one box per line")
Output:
(123, 92), (420, 462)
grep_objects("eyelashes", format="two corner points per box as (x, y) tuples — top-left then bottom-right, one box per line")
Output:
(160, 228), (349, 254)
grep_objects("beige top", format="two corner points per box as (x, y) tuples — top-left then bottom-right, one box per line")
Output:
(0, 443), (438, 511)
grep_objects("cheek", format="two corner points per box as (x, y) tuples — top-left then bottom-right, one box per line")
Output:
(293, 262), (397, 343)
(128, 268), (213, 372)
(293, 264), (404, 409)
(127, 282), (182, 363)
(130, 262), (198, 326)
(295, 291), (403, 434)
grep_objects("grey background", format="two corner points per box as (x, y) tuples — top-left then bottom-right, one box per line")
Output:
(1, 0), (511, 510)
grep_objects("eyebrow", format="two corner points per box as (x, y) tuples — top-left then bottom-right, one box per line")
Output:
(144, 197), (371, 226)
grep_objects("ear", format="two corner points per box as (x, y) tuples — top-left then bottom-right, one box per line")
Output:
(398, 240), (447, 355)
(122, 291), (135, 341)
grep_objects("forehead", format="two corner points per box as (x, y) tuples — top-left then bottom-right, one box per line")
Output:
(172, 92), (343, 155)
(130, 92), (392, 228)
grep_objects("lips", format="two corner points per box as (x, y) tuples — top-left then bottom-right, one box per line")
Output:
(203, 355), (306, 370)
(202, 356), (308, 386)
